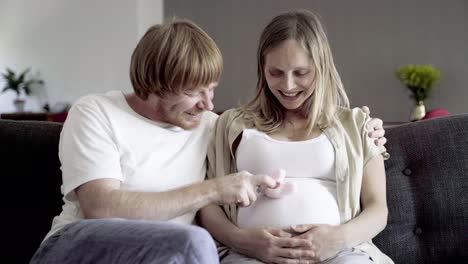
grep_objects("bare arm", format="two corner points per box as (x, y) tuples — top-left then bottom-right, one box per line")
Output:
(77, 171), (277, 220)
(340, 153), (388, 247)
(292, 154), (388, 261)
(199, 204), (243, 248)
(77, 178), (218, 220)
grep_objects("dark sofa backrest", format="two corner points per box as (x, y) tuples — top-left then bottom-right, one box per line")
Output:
(1, 115), (467, 263)
(0, 120), (63, 263)
(374, 114), (468, 263)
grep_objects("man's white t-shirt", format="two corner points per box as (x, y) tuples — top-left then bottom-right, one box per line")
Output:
(45, 91), (218, 241)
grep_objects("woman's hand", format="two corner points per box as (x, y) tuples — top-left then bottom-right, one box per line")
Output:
(290, 224), (346, 262)
(233, 227), (315, 264)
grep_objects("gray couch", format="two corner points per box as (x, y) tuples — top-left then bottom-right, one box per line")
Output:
(1, 114), (467, 263)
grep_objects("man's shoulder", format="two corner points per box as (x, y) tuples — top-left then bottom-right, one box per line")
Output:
(73, 91), (121, 109)
(200, 111), (219, 130)
(65, 91), (126, 128)
(203, 111), (219, 122)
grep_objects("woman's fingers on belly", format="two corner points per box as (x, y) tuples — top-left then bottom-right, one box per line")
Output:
(276, 247), (316, 261)
(265, 228), (292, 238)
(275, 236), (312, 248)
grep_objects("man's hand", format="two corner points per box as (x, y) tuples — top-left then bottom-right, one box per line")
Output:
(361, 106), (387, 147)
(233, 227), (315, 264)
(290, 224), (346, 262)
(212, 171), (277, 207)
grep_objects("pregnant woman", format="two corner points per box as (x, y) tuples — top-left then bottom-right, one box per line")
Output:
(200, 10), (393, 264)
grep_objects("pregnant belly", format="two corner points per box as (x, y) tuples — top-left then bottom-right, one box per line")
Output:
(237, 178), (341, 229)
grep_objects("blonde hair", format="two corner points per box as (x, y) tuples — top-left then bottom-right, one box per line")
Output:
(130, 19), (223, 99)
(243, 10), (349, 133)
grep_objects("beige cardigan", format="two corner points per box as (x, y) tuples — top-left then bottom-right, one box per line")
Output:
(206, 107), (393, 264)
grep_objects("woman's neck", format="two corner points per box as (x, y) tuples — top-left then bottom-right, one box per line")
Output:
(268, 115), (321, 142)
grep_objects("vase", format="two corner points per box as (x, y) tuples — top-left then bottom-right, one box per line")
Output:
(13, 99), (25, 112)
(410, 101), (426, 121)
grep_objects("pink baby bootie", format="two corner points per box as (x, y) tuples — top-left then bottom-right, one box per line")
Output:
(264, 169), (297, 199)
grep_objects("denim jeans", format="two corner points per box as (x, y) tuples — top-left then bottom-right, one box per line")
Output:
(31, 218), (219, 264)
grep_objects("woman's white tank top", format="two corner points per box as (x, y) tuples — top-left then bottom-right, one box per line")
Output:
(236, 128), (341, 229)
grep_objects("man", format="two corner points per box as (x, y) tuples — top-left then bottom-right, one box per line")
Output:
(31, 19), (386, 263)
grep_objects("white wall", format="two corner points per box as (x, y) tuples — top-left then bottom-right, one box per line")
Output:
(137, 0), (164, 40)
(0, 0), (163, 113)
(166, 0), (468, 122)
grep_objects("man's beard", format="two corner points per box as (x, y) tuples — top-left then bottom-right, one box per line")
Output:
(170, 112), (203, 130)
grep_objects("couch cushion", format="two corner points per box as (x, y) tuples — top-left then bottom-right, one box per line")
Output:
(0, 120), (63, 263)
(373, 115), (468, 263)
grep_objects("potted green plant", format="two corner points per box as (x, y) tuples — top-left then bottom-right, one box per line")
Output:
(395, 64), (441, 121)
(1, 67), (44, 112)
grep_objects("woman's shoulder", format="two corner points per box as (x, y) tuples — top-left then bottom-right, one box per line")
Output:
(335, 106), (369, 128)
(217, 108), (249, 126)
(218, 108), (243, 118)
(215, 108), (254, 139)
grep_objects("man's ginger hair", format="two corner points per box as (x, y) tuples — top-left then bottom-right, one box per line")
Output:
(130, 19), (223, 99)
